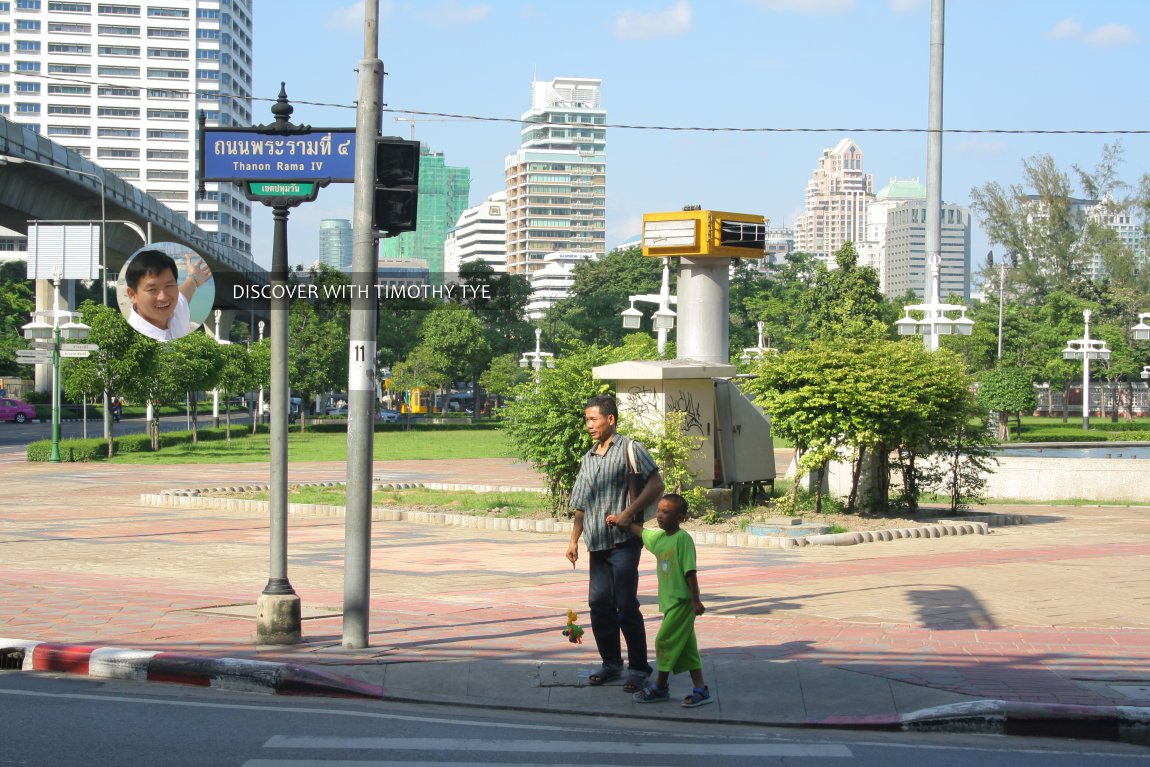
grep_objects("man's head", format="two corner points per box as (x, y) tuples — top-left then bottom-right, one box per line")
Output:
(584, 394), (618, 443)
(656, 493), (689, 532)
(125, 250), (180, 330)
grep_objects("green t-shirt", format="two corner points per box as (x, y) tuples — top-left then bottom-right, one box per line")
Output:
(642, 527), (697, 613)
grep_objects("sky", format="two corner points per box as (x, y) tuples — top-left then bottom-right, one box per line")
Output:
(248, 0), (1150, 277)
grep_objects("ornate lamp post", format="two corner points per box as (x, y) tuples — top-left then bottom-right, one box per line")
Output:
(519, 327), (555, 374)
(1062, 309), (1111, 431)
(739, 320), (777, 365)
(895, 255), (974, 350)
(620, 257), (676, 354)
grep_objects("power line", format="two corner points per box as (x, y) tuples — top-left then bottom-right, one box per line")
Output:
(20, 74), (1150, 135)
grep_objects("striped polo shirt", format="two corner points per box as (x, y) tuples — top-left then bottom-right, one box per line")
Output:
(570, 434), (659, 552)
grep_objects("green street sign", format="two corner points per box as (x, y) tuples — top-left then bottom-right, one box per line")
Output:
(247, 182), (317, 198)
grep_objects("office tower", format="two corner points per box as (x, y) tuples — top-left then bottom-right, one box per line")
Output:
(504, 76), (606, 275)
(380, 145), (470, 277)
(795, 138), (874, 261)
(443, 190), (507, 274)
(881, 188), (972, 301)
(318, 218), (351, 271)
(0, 0), (255, 255)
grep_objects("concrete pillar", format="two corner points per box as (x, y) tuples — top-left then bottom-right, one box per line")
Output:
(676, 257), (730, 364)
(32, 279), (74, 394)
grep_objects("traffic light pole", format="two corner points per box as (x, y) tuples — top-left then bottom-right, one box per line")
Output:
(342, 0), (383, 649)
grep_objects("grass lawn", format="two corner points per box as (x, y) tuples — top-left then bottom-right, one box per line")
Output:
(1010, 415), (1150, 442)
(238, 485), (552, 518)
(106, 428), (514, 464)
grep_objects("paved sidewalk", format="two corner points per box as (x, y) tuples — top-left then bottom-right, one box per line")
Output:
(2, 457), (1150, 741)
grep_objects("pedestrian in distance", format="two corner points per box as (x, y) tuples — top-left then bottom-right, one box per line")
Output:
(607, 493), (713, 708)
(566, 394), (664, 693)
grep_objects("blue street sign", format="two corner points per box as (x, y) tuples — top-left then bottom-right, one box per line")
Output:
(201, 128), (357, 183)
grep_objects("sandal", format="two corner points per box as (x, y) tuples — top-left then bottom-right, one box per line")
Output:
(622, 672), (649, 694)
(633, 682), (669, 703)
(587, 666), (621, 686)
(681, 686), (713, 708)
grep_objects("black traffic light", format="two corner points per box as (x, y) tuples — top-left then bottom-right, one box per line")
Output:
(373, 137), (420, 235)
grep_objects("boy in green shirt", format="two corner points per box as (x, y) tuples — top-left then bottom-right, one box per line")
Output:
(607, 493), (712, 707)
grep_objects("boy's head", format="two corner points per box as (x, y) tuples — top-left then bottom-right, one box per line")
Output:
(125, 250), (180, 329)
(656, 493), (689, 532)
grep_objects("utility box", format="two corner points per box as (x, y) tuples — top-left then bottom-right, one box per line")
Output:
(714, 378), (775, 485)
(593, 359), (734, 488)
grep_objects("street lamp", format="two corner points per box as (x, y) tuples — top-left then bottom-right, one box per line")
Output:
(739, 320), (777, 364)
(519, 327), (555, 372)
(21, 275), (89, 462)
(620, 257), (677, 354)
(0, 154), (108, 305)
(896, 254), (974, 350)
(1062, 309), (1111, 431)
(1131, 312), (1150, 342)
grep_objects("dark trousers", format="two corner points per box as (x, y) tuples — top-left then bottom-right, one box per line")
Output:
(588, 537), (651, 674)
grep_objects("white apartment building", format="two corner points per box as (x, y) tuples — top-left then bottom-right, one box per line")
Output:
(794, 138), (874, 261)
(524, 250), (592, 319)
(883, 196), (972, 301)
(0, 0), (255, 255)
(443, 189), (507, 274)
(504, 76), (606, 275)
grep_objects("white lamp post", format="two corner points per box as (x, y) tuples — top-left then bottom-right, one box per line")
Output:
(1131, 312), (1150, 342)
(620, 257), (676, 355)
(21, 274), (89, 463)
(1062, 309), (1111, 431)
(897, 254), (974, 349)
(739, 320), (777, 364)
(519, 327), (554, 374)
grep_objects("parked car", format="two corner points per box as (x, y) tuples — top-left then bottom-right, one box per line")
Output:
(0, 397), (36, 424)
(377, 408), (400, 423)
(326, 405), (349, 417)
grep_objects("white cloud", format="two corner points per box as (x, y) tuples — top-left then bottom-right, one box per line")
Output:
(613, 0), (693, 40)
(756, 0), (854, 15)
(1047, 17), (1137, 48)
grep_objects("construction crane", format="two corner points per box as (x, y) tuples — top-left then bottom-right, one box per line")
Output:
(393, 112), (470, 141)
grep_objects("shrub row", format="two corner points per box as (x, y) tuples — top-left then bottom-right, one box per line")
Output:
(26, 424), (266, 462)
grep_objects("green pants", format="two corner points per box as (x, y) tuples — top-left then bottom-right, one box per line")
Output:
(654, 600), (701, 674)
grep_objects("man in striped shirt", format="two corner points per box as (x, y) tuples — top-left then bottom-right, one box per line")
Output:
(566, 394), (664, 692)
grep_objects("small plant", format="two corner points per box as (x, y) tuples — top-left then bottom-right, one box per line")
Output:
(828, 523), (850, 534)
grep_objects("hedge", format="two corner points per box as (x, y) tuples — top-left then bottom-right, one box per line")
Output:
(26, 424), (266, 462)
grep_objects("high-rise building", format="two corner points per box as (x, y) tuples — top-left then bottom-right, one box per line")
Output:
(0, 0), (256, 255)
(504, 76), (606, 275)
(318, 218), (351, 271)
(882, 194), (972, 301)
(524, 251), (589, 319)
(795, 138), (874, 260)
(380, 145), (470, 277)
(859, 178), (926, 292)
(443, 190), (507, 274)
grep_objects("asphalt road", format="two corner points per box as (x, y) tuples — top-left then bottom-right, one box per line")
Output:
(0, 412), (254, 456)
(2, 674), (1149, 767)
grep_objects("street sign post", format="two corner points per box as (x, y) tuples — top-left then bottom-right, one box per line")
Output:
(16, 351), (53, 364)
(59, 349), (91, 358)
(61, 343), (99, 352)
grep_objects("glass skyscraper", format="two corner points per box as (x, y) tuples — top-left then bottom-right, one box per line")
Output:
(318, 218), (351, 271)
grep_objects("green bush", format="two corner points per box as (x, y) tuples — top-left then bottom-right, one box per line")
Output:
(26, 423), (261, 462)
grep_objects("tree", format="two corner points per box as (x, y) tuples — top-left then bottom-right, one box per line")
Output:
(216, 342), (255, 440)
(976, 365), (1038, 441)
(0, 261), (35, 378)
(60, 301), (158, 456)
(156, 331), (223, 444)
(548, 246), (665, 347)
(800, 241), (888, 341)
(287, 300), (346, 429)
(478, 353), (528, 411)
(417, 304), (490, 388)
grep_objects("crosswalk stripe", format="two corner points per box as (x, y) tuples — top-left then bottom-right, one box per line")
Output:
(262, 736), (853, 758)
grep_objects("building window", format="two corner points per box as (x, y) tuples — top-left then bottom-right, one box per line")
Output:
(98, 126), (139, 137)
(16, 19), (41, 31)
(15, 103), (40, 114)
(147, 88), (187, 99)
(146, 169), (188, 180)
(97, 85), (139, 97)
(98, 45), (140, 56)
(46, 125), (90, 136)
(148, 47), (188, 58)
(97, 25), (140, 35)
(196, 8), (218, 19)
(16, 0), (42, 9)
(48, 43), (93, 53)
(98, 4), (140, 15)
(15, 82), (40, 94)
(147, 27), (188, 38)
(98, 65), (141, 77)
(195, 68), (220, 80)
(147, 67), (188, 79)
(148, 6), (187, 17)
(48, 2), (92, 10)
(97, 147), (140, 159)
(146, 108), (187, 120)
(48, 63), (91, 74)
(48, 22), (91, 33)
(97, 106), (139, 117)
(15, 41), (41, 53)
(48, 104), (91, 115)
(146, 128), (187, 139)
(15, 61), (41, 73)
(147, 148), (187, 160)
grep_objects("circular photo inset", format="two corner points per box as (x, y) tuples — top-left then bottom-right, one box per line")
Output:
(116, 243), (215, 342)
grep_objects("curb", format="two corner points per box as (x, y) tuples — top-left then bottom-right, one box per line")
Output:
(896, 700), (1150, 745)
(0, 638), (382, 700)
